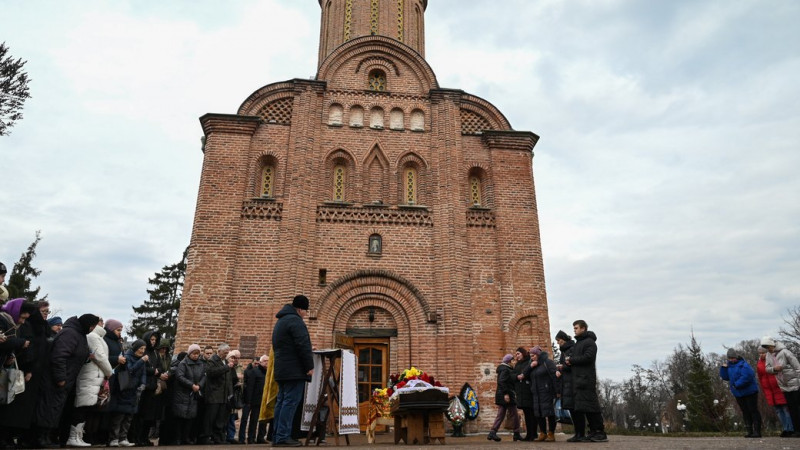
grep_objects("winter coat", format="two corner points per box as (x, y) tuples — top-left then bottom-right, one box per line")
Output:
(0, 311), (48, 429)
(494, 363), (516, 406)
(757, 358), (787, 406)
(272, 304), (314, 382)
(75, 326), (113, 407)
(719, 357), (759, 398)
(173, 355), (206, 419)
(244, 363), (267, 405)
(0, 311), (27, 365)
(104, 330), (125, 370)
(524, 353), (560, 416)
(204, 353), (233, 404)
(513, 356), (533, 409)
(765, 342), (800, 392)
(137, 330), (165, 421)
(108, 349), (147, 414)
(568, 330), (601, 413)
(557, 339), (576, 410)
(35, 316), (92, 428)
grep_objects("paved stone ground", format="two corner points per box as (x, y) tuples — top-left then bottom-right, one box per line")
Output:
(138, 432), (800, 449)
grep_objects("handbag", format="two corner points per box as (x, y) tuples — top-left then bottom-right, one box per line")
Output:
(228, 385), (245, 409)
(96, 379), (110, 408)
(0, 355), (25, 404)
(115, 366), (131, 391)
(555, 398), (572, 424)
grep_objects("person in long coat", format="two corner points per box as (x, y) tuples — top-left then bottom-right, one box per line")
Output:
(756, 346), (795, 437)
(132, 330), (166, 446)
(487, 354), (518, 442)
(107, 339), (147, 447)
(762, 336), (800, 434)
(566, 320), (607, 442)
(201, 343), (233, 445)
(555, 330), (578, 438)
(524, 347), (559, 442)
(103, 319), (126, 370)
(240, 355), (269, 444)
(512, 347), (535, 441)
(0, 299), (35, 448)
(172, 344), (206, 445)
(71, 318), (113, 446)
(157, 350), (185, 446)
(34, 314), (98, 448)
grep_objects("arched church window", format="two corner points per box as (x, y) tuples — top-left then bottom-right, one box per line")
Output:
(368, 69), (387, 91)
(404, 167), (417, 205)
(470, 175), (482, 206)
(261, 164), (275, 198)
(333, 164), (346, 201)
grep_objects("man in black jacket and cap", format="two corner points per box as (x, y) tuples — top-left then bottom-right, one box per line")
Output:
(565, 320), (608, 442)
(271, 295), (314, 447)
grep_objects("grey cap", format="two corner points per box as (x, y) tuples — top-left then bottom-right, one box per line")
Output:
(726, 348), (737, 359)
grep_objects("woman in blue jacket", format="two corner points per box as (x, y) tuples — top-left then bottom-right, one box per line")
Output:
(720, 348), (761, 438)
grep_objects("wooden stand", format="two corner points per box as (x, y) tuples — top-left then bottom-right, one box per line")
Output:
(392, 409), (446, 445)
(304, 350), (351, 447)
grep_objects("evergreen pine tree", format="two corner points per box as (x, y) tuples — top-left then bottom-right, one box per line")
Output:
(129, 248), (187, 344)
(685, 333), (719, 431)
(7, 230), (47, 301)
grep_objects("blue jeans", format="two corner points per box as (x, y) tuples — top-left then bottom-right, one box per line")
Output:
(273, 380), (305, 444)
(775, 405), (794, 432)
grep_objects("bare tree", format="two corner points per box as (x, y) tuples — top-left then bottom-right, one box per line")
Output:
(0, 42), (32, 136)
(779, 306), (800, 354)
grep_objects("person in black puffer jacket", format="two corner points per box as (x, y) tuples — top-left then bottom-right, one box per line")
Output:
(512, 347), (535, 441)
(240, 355), (269, 444)
(173, 344), (205, 445)
(487, 354), (518, 442)
(271, 295), (314, 447)
(131, 330), (165, 446)
(566, 320), (607, 442)
(555, 330), (578, 440)
(524, 347), (560, 442)
(34, 314), (98, 448)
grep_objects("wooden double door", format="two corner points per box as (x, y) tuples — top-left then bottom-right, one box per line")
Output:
(354, 339), (389, 431)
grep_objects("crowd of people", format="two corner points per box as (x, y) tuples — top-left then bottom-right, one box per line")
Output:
(720, 337), (800, 438)
(0, 261), (274, 448)
(488, 319), (608, 443)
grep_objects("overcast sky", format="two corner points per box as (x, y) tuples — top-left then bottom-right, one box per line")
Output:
(2, 0), (798, 382)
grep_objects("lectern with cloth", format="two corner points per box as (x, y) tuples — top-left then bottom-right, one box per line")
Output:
(300, 349), (359, 446)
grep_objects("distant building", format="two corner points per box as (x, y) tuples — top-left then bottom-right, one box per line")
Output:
(176, 0), (550, 429)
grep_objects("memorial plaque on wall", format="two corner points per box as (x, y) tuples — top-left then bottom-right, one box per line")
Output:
(239, 335), (258, 359)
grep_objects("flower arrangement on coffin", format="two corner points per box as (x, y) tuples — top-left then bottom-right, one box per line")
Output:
(372, 366), (444, 399)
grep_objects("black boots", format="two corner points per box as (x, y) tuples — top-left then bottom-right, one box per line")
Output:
(487, 430), (501, 442)
(513, 431), (523, 441)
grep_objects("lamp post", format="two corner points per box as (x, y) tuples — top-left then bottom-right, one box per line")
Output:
(677, 401), (688, 432)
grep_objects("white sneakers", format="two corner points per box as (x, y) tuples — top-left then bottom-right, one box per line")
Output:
(119, 440), (136, 447)
(108, 440), (119, 447)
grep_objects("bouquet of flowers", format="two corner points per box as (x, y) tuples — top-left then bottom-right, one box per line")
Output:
(372, 366), (444, 398)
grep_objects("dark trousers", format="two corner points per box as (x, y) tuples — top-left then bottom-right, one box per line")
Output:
(239, 403), (267, 443)
(574, 410), (604, 435)
(784, 390), (800, 432)
(175, 418), (194, 445)
(537, 415), (556, 433)
(520, 407), (536, 438)
(202, 402), (229, 443)
(571, 410), (585, 436)
(735, 393), (762, 434)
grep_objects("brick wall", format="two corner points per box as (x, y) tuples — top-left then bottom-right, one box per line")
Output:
(177, 4), (548, 430)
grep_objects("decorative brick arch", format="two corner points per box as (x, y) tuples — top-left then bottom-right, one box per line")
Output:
(237, 81), (296, 116)
(317, 36), (438, 93)
(460, 94), (512, 131)
(311, 269), (431, 324)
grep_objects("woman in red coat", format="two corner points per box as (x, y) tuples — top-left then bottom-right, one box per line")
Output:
(757, 347), (795, 437)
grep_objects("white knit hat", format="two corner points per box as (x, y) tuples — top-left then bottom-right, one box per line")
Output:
(0, 285), (8, 302)
(760, 336), (776, 347)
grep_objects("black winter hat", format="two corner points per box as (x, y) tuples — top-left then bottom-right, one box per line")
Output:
(78, 313), (100, 334)
(292, 295), (310, 311)
(555, 330), (571, 342)
(0, 261), (7, 275)
(131, 339), (146, 353)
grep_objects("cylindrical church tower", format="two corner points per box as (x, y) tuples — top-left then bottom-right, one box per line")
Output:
(317, 0), (427, 67)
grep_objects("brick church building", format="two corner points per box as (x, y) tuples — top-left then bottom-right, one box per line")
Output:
(176, 0), (550, 428)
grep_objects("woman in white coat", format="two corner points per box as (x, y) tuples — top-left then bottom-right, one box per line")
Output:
(68, 317), (113, 447)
